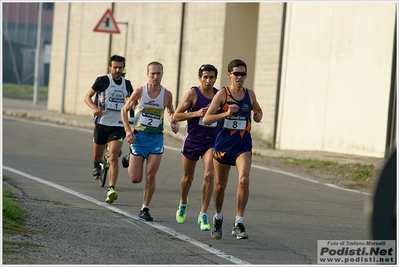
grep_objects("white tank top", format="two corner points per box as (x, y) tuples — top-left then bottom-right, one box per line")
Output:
(98, 74), (127, 127)
(134, 83), (165, 133)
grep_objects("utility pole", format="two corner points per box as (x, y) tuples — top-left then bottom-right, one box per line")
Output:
(60, 3), (71, 113)
(107, 3), (115, 73)
(117, 22), (128, 58)
(33, 2), (43, 105)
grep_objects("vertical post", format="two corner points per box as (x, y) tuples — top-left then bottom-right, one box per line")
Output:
(33, 2), (43, 105)
(273, 2), (287, 149)
(117, 22), (128, 57)
(107, 3), (115, 73)
(60, 3), (71, 114)
(175, 2), (185, 108)
(124, 22), (128, 57)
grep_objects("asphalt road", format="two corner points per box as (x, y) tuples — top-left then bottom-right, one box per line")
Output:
(2, 116), (370, 264)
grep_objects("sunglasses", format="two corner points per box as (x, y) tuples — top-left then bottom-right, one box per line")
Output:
(230, 71), (247, 77)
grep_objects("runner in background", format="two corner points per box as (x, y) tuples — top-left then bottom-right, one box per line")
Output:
(121, 67), (134, 168)
(84, 55), (133, 203)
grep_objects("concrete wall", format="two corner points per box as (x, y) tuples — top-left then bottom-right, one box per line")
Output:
(48, 2), (396, 158)
(176, 2), (226, 102)
(49, 2), (113, 115)
(276, 2), (396, 157)
(252, 2), (286, 145)
(49, 2), (185, 115)
(221, 3), (259, 90)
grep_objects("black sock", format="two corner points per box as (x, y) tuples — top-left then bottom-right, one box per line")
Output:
(94, 162), (101, 169)
(108, 186), (114, 190)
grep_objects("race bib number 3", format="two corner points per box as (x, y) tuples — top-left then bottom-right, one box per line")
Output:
(199, 117), (217, 128)
(223, 118), (246, 130)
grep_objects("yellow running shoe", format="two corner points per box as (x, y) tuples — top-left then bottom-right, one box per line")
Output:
(176, 204), (187, 224)
(197, 214), (211, 231)
(105, 188), (118, 203)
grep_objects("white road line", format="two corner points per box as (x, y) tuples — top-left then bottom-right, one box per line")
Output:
(3, 166), (251, 265)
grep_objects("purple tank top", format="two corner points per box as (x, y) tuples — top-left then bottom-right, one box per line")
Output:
(186, 86), (218, 139)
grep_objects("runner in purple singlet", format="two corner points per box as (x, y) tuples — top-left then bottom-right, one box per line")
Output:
(173, 64), (219, 231)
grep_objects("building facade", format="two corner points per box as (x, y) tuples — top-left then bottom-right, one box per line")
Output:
(47, 2), (396, 158)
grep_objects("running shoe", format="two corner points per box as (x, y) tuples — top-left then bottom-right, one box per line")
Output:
(122, 153), (130, 168)
(105, 188), (118, 203)
(176, 204), (187, 224)
(197, 214), (211, 231)
(211, 215), (223, 240)
(231, 223), (249, 239)
(92, 167), (101, 180)
(139, 207), (153, 221)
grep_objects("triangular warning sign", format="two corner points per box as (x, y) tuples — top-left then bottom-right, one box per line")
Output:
(93, 9), (120, 34)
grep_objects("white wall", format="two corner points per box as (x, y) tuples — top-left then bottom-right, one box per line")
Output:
(48, 2), (111, 115)
(48, 2), (396, 158)
(253, 2), (285, 145)
(49, 2), (184, 116)
(176, 3), (226, 101)
(276, 2), (396, 157)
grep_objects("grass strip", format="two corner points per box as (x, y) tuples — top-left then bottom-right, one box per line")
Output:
(2, 84), (48, 99)
(283, 157), (376, 189)
(3, 189), (28, 234)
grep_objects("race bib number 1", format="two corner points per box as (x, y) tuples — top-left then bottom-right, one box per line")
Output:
(106, 97), (124, 111)
(223, 118), (246, 130)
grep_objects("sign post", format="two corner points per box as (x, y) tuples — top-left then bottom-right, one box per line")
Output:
(94, 8), (120, 73)
(117, 22), (128, 59)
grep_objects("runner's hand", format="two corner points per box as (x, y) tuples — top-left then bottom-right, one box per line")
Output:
(126, 131), (136, 144)
(253, 111), (262, 122)
(171, 122), (179, 134)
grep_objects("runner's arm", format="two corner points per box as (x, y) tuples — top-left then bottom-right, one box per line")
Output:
(203, 89), (237, 125)
(84, 88), (102, 117)
(121, 87), (141, 143)
(249, 90), (263, 123)
(165, 90), (179, 134)
(172, 88), (202, 122)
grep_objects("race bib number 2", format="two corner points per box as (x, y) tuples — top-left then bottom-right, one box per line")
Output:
(139, 107), (162, 127)
(223, 118), (246, 130)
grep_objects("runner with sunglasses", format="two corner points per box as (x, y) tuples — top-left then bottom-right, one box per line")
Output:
(203, 59), (263, 240)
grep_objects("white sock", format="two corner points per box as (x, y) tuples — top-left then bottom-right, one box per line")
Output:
(141, 204), (149, 210)
(199, 212), (206, 217)
(215, 212), (223, 220)
(235, 216), (243, 225)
